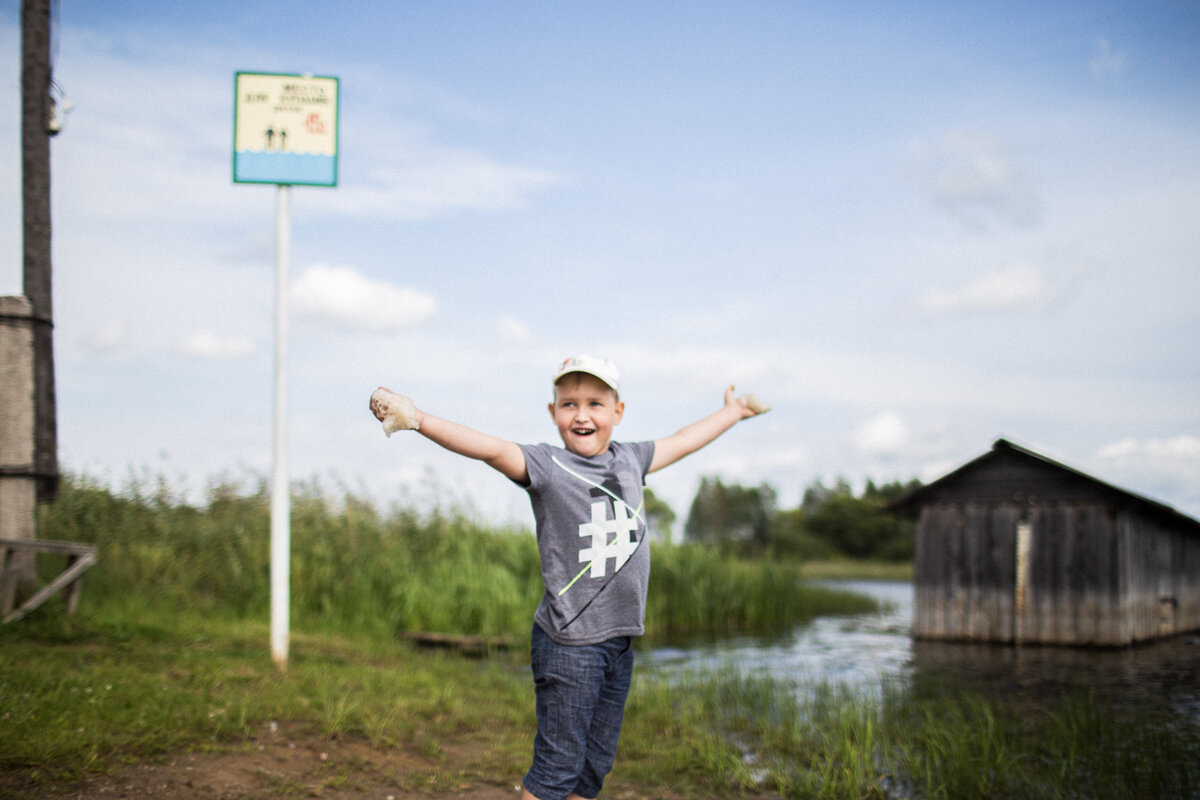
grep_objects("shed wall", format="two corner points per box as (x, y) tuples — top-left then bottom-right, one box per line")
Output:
(905, 441), (1200, 647)
(1119, 509), (1200, 641)
(1022, 503), (1123, 645)
(914, 500), (1131, 645)
(913, 502), (1019, 642)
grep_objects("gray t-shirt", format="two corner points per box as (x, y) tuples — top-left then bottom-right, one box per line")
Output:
(518, 441), (656, 645)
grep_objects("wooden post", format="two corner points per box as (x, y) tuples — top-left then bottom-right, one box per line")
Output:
(22, 0), (59, 503)
(1014, 520), (1032, 644)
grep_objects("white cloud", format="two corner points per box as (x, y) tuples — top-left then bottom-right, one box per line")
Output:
(1092, 435), (1200, 516)
(1090, 38), (1128, 80)
(381, 150), (566, 216)
(330, 145), (568, 222)
(911, 262), (1053, 316)
(908, 131), (1042, 230)
(38, 24), (565, 229)
(291, 264), (436, 331)
(46, 31), (251, 227)
(80, 321), (127, 354)
(178, 329), (254, 360)
(853, 412), (912, 459)
(497, 315), (534, 343)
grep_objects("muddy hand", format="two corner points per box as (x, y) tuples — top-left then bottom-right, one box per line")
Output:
(369, 387), (421, 435)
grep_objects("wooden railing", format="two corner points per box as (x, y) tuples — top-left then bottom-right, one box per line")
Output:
(0, 539), (97, 623)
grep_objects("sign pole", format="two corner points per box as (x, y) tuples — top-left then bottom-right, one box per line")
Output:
(270, 183), (291, 671)
(233, 71), (337, 671)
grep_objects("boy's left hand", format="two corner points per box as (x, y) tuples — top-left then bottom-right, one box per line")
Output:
(726, 386), (771, 419)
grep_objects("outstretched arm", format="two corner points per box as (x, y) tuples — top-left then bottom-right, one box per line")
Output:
(649, 386), (768, 473)
(370, 387), (528, 483)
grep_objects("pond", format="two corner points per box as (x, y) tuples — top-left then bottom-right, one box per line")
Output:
(644, 580), (1200, 724)
(646, 580), (913, 697)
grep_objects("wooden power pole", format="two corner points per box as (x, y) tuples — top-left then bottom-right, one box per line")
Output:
(21, 0), (58, 502)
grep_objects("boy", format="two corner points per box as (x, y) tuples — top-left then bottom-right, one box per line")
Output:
(369, 355), (768, 800)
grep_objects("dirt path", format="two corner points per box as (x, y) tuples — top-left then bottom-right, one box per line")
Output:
(2, 726), (725, 800)
(6, 730), (514, 799)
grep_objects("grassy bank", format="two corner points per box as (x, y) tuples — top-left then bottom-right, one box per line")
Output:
(0, 610), (532, 789)
(7, 475), (1196, 798)
(3, 609), (1197, 799)
(798, 558), (912, 582)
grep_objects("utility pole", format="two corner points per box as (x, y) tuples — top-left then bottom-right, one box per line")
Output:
(21, 0), (58, 503)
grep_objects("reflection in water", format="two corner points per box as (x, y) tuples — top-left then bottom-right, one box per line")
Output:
(645, 580), (1200, 723)
(647, 581), (914, 697)
(912, 630), (1200, 723)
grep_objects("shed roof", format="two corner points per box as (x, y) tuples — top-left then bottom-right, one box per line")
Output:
(890, 438), (1200, 534)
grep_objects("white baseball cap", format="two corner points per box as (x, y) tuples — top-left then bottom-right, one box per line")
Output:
(552, 355), (620, 392)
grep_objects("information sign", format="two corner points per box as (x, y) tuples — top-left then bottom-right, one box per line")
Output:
(234, 72), (339, 186)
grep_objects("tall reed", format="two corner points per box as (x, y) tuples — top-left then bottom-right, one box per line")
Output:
(35, 474), (875, 642)
(646, 542), (878, 637)
(632, 667), (1200, 799)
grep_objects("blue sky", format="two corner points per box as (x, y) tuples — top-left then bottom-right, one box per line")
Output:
(2, 1), (1199, 527)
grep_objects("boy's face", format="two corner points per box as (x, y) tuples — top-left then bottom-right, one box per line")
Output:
(549, 373), (624, 458)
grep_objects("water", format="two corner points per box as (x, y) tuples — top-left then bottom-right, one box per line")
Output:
(646, 580), (914, 696)
(644, 580), (1200, 723)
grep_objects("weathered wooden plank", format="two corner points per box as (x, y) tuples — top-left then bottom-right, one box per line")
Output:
(0, 539), (98, 623)
(399, 631), (514, 656)
(0, 538), (95, 556)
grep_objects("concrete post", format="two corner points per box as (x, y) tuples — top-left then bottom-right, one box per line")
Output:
(1, 295), (38, 602)
(23, 0), (59, 502)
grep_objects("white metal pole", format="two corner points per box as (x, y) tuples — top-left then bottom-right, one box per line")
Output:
(270, 183), (292, 670)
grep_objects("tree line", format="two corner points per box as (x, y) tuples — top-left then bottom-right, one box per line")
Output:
(645, 476), (922, 562)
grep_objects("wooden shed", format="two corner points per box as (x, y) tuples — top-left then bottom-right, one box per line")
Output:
(890, 439), (1200, 647)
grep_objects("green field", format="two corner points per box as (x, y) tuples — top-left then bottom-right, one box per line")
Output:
(2, 476), (1196, 798)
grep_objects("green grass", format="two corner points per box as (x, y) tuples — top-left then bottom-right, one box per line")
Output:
(798, 558), (913, 582)
(627, 667), (1200, 800)
(6, 474), (1197, 798)
(0, 609), (531, 786)
(6, 609), (1195, 799)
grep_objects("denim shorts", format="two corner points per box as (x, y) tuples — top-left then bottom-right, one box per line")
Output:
(523, 624), (635, 800)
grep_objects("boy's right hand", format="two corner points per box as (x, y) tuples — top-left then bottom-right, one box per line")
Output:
(736, 391), (771, 416)
(370, 387), (421, 435)
(725, 386), (771, 419)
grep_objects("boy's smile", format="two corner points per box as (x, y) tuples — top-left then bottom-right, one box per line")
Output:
(549, 373), (624, 458)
